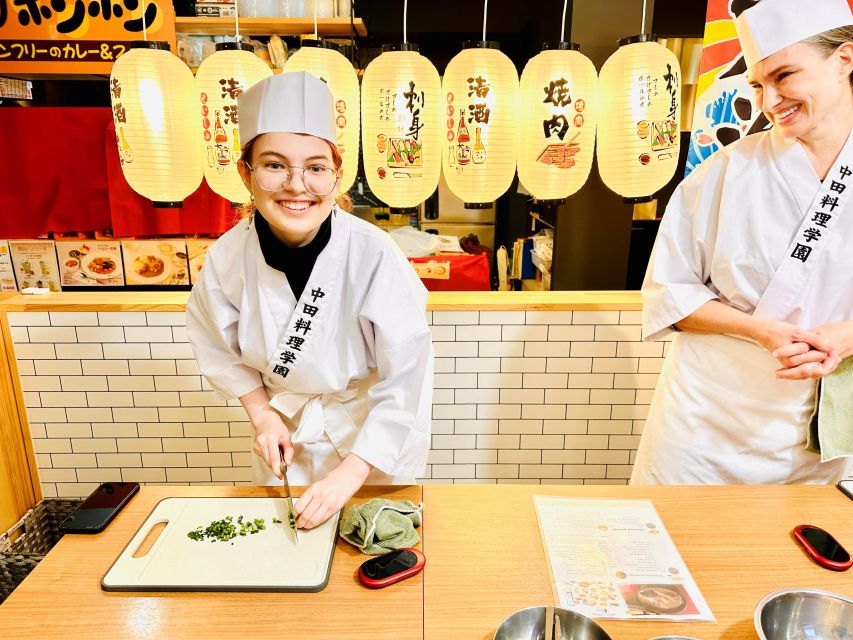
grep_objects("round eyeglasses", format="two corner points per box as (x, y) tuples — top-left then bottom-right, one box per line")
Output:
(245, 161), (340, 197)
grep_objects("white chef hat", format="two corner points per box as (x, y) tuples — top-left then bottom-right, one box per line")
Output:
(735, 0), (853, 69)
(237, 71), (337, 149)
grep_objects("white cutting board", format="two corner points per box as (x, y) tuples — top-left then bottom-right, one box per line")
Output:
(102, 497), (339, 592)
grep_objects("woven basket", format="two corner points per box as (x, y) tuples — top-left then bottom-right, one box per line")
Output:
(0, 498), (82, 603)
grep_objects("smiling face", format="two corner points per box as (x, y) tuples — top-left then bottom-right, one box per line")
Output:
(238, 132), (342, 247)
(747, 40), (853, 143)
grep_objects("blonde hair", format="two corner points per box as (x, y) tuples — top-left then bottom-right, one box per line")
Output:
(803, 26), (853, 86)
(237, 136), (344, 220)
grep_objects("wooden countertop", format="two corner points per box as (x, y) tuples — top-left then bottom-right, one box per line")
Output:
(423, 484), (853, 640)
(3, 485), (846, 639)
(0, 485), (424, 639)
(0, 291), (643, 313)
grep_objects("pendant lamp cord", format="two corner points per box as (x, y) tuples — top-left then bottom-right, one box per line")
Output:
(314, 0), (318, 38)
(403, 0), (408, 44)
(482, 0), (488, 42)
(235, 2), (241, 42)
(141, 0), (147, 40)
(641, 0), (647, 34)
(560, 0), (567, 42)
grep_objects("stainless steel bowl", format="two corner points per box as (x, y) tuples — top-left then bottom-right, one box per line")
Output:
(755, 588), (853, 640)
(493, 605), (613, 640)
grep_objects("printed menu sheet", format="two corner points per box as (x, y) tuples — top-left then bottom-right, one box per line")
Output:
(8, 240), (61, 292)
(534, 496), (714, 621)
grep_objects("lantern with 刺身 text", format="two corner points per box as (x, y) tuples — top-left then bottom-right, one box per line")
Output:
(361, 44), (442, 212)
(194, 42), (273, 205)
(597, 35), (681, 202)
(285, 40), (360, 193)
(441, 41), (519, 207)
(109, 42), (204, 207)
(518, 42), (598, 201)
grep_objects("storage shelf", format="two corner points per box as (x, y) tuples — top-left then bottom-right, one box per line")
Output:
(175, 17), (366, 37)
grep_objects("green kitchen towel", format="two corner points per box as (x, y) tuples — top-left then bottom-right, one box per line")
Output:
(806, 356), (853, 461)
(339, 499), (422, 555)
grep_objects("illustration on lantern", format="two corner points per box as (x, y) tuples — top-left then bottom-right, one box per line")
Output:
(110, 78), (134, 165)
(633, 61), (680, 166)
(373, 79), (428, 179)
(213, 110), (230, 172)
(387, 138), (423, 168)
(649, 119), (678, 151)
(536, 76), (585, 171)
(117, 127), (134, 164)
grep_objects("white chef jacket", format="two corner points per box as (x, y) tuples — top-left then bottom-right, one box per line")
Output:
(632, 126), (853, 485)
(186, 208), (433, 485)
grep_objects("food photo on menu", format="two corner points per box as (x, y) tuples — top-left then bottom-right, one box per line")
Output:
(56, 240), (125, 287)
(121, 240), (190, 286)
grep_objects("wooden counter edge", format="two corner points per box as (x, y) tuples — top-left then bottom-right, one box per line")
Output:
(0, 291), (643, 312)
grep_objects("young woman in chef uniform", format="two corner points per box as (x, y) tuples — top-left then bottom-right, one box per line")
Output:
(631, 0), (853, 485)
(187, 72), (433, 527)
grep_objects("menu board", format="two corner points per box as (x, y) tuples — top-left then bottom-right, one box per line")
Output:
(121, 240), (189, 286)
(0, 241), (18, 291)
(56, 241), (124, 287)
(185, 239), (215, 285)
(8, 240), (61, 292)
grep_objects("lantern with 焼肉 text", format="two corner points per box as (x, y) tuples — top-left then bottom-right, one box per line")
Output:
(518, 43), (598, 200)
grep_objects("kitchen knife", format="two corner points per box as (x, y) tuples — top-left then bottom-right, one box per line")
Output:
(278, 446), (299, 543)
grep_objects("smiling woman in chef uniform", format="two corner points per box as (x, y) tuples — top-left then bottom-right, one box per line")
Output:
(631, 0), (853, 485)
(186, 71), (433, 528)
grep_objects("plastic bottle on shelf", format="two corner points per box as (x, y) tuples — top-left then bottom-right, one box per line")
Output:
(277, 0), (291, 16)
(336, 0), (351, 17)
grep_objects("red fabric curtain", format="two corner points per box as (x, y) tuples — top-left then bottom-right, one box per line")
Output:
(0, 107), (113, 238)
(0, 107), (240, 238)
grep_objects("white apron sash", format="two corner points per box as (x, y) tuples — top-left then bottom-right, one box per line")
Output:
(754, 131), (853, 320)
(262, 208), (345, 389)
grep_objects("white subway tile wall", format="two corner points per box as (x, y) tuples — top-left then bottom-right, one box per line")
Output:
(9, 310), (667, 498)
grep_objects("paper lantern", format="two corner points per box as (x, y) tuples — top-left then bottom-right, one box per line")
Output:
(518, 43), (597, 200)
(598, 35), (681, 201)
(195, 42), (273, 204)
(109, 42), (204, 207)
(285, 40), (360, 193)
(361, 44), (442, 211)
(441, 41), (519, 206)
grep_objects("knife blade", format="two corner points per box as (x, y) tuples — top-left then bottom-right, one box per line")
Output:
(278, 446), (299, 543)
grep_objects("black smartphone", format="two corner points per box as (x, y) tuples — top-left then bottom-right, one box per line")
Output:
(838, 479), (853, 501)
(59, 482), (140, 534)
(357, 548), (425, 588)
(792, 524), (853, 571)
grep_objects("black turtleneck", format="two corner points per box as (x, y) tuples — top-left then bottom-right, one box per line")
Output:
(254, 212), (333, 300)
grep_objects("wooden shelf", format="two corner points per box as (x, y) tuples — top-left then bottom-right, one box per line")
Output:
(175, 17), (366, 37)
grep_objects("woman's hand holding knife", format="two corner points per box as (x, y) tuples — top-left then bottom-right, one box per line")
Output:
(240, 386), (294, 478)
